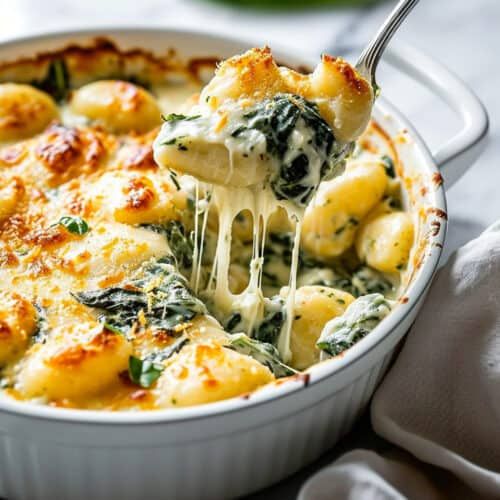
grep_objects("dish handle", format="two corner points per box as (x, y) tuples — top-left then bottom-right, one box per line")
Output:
(385, 44), (489, 187)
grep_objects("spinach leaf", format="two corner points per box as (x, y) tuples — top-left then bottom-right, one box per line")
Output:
(296, 260), (393, 299)
(127, 335), (189, 388)
(244, 95), (301, 159)
(253, 296), (286, 345)
(128, 356), (164, 388)
(224, 312), (243, 332)
(164, 221), (194, 269)
(223, 296), (285, 346)
(123, 75), (152, 91)
(142, 221), (193, 270)
(317, 294), (392, 357)
(381, 155), (396, 178)
(236, 94), (348, 206)
(264, 231), (320, 274)
(162, 113), (201, 123)
(74, 258), (206, 334)
(33, 304), (50, 344)
(227, 333), (296, 378)
(58, 216), (90, 235)
(149, 335), (189, 363)
(351, 266), (393, 297)
(33, 60), (70, 102)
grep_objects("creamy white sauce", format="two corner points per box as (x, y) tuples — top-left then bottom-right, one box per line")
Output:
(154, 97), (331, 360)
(318, 294), (393, 360)
(153, 94), (376, 363)
(156, 102), (267, 157)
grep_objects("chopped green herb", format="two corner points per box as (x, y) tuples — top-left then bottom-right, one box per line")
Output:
(100, 317), (126, 336)
(162, 138), (178, 146)
(58, 216), (89, 235)
(128, 336), (189, 388)
(162, 135), (187, 147)
(14, 247), (29, 256)
(334, 217), (359, 236)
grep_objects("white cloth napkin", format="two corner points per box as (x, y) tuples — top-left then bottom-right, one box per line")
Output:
(299, 222), (500, 499)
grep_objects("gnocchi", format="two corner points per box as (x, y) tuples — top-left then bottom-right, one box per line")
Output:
(154, 341), (273, 407)
(0, 177), (24, 224)
(0, 83), (58, 142)
(18, 325), (132, 400)
(88, 171), (187, 225)
(0, 44), (414, 411)
(0, 292), (37, 365)
(154, 47), (373, 190)
(70, 80), (162, 133)
(289, 286), (354, 369)
(356, 211), (414, 273)
(301, 161), (388, 259)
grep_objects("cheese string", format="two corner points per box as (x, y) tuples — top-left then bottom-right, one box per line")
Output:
(195, 185), (211, 294)
(194, 182), (303, 361)
(279, 216), (302, 363)
(190, 181), (200, 290)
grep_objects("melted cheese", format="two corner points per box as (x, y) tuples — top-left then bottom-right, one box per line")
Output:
(193, 184), (303, 362)
(0, 47), (413, 411)
(154, 48), (374, 363)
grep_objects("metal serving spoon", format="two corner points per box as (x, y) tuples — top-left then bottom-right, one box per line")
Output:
(356, 0), (420, 90)
(154, 0), (420, 196)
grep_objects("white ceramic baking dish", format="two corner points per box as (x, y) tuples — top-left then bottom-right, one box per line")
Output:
(0, 28), (488, 500)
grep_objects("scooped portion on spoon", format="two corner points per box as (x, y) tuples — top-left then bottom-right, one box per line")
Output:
(153, 47), (373, 206)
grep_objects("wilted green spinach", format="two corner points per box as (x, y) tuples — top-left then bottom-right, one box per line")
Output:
(74, 257), (206, 335)
(227, 333), (296, 378)
(317, 293), (392, 357)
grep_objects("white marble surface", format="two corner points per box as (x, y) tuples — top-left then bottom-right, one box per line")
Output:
(0, 0), (498, 497)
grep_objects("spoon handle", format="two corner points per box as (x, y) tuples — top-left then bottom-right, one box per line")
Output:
(356, 0), (420, 87)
